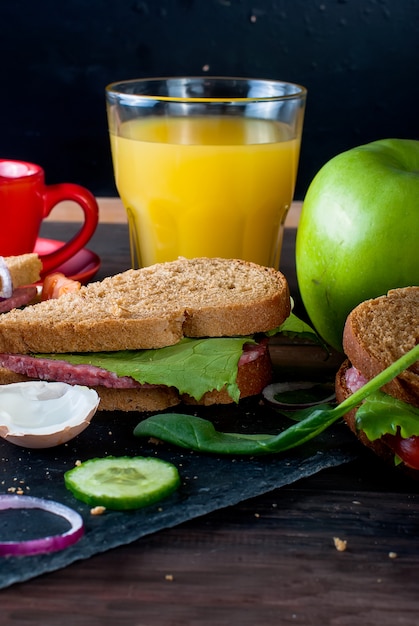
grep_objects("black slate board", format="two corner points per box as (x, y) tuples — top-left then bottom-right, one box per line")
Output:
(0, 399), (358, 589)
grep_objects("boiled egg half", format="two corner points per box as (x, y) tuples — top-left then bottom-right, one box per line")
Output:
(0, 381), (99, 448)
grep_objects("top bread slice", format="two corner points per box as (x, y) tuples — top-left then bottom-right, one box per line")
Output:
(342, 286), (419, 406)
(3, 253), (42, 290)
(0, 257), (290, 354)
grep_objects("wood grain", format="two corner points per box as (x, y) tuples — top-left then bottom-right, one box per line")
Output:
(1, 462), (418, 625)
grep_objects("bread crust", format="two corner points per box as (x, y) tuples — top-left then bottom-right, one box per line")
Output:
(0, 257), (290, 353)
(95, 386), (181, 412)
(342, 287), (419, 407)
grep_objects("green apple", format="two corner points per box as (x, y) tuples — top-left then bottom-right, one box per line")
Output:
(295, 138), (419, 352)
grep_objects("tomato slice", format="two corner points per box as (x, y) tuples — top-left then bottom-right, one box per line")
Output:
(383, 434), (419, 470)
(42, 273), (81, 300)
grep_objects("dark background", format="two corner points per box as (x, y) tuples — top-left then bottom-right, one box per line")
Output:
(1, 0), (418, 200)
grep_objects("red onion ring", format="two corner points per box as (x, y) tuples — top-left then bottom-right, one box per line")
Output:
(0, 257), (13, 299)
(0, 494), (84, 557)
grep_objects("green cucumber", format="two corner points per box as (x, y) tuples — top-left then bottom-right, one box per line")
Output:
(64, 456), (181, 511)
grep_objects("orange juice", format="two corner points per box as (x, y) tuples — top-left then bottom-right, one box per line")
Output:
(110, 116), (301, 267)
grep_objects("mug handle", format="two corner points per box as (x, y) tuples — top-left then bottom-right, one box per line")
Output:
(40, 183), (99, 275)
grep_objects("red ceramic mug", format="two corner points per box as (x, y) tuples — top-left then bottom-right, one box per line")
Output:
(0, 159), (99, 274)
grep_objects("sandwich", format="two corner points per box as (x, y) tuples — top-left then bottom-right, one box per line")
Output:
(0, 253), (42, 313)
(335, 286), (419, 471)
(0, 257), (292, 412)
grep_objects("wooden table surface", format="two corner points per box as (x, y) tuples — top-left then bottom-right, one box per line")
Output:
(2, 200), (419, 625)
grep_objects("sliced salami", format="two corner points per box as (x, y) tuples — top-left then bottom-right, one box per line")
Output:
(0, 286), (38, 313)
(344, 365), (369, 394)
(0, 354), (142, 388)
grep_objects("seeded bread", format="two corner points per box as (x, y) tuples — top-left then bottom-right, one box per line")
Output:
(3, 253), (42, 289)
(0, 257), (290, 354)
(342, 286), (419, 406)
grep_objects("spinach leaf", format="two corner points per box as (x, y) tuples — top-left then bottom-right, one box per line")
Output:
(134, 344), (419, 455)
(134, 404), (338, 455)
(266, 312), (324, 346)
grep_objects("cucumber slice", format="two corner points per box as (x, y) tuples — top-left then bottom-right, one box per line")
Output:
(64, 456), (181, 511)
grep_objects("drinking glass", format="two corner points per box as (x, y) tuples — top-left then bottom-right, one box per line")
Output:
(106, 77), (306, 269)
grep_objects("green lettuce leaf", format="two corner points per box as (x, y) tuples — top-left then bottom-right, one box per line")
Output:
(266, 312), (326, 348)
(356, 390), (419, 441)
(37, 337), (255, 402)
(34, 313), (322, 403)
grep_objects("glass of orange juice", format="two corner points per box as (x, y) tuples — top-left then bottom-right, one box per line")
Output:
(106, 77), (306, 269)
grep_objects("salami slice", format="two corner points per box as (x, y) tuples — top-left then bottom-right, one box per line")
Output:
(0, 286), (38, 314)
(0, 354), (141, 388)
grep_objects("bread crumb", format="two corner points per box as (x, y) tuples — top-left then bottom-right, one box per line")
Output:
(165, 574), (174, 582)
(90, 506), (106, 516)
(75, 459), (82, 466)
(388, 551), (398, 559)
(333, 537), (347, 552)
(148, 437), (164, 446)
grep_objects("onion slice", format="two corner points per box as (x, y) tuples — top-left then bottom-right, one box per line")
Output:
(0, 494), (84, 557)
(0, 256), (13, 299)
(263, 381), (336, 409)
